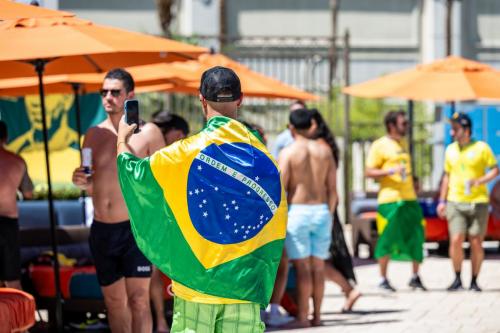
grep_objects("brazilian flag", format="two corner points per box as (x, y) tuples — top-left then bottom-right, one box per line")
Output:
(375, 200), (425, 262)
(117, 116), (287, 306)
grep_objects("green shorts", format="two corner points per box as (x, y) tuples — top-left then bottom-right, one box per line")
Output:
(446, 202), (489, 237)
(171, 296), (265, 333)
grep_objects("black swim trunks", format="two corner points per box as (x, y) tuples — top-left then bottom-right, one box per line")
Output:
(0, 216), (21, 281)
(89, 220), (151, 286)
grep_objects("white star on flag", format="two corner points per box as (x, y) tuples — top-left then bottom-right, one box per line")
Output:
(197, 165), (202, 171)
(203, 211), (208, 217)
(195, 189), (199, 195)
(189, 191), (193, 196)
(214, 186), (219, 191)
(231, 200), (236, 205)
(225, 214), (230, 220)
(235, 206), (239, 210)
(202, 199), (207, 204)
(255, 176), (260, 181)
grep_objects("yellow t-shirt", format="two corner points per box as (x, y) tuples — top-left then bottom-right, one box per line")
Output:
(444, 140), (497, 203)
(366, 136), (416, 204)
(171, 281), (250, 305)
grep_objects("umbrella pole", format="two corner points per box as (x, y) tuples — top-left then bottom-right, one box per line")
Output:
(34, 59), (64, 333)
(72, 83), (87, 226)
(408, 100), (415, 174)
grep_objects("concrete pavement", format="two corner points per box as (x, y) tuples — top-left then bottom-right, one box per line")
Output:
(271, 245), (500, 333)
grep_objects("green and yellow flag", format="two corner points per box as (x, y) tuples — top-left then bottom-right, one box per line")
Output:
(117, 116), (287, 306)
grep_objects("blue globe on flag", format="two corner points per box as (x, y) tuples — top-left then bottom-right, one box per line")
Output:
(187, 142), (281, 244)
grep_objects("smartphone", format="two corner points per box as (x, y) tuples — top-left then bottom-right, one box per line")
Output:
(124, 99), (140, 134)
(82, 147), (92, 175)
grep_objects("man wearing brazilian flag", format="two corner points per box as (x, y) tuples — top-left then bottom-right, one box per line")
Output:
(365, 110), (426, 292)
(116, 66), (287, 332)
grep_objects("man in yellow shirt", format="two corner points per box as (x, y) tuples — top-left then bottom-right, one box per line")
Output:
(366, 110), (426, 292)
(437, 112), (499, 292)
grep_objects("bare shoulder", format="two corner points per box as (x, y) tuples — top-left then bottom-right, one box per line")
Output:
(0, 149), (25, 169)
(140, 122), (163, 137)
(83, 126), (100, 145)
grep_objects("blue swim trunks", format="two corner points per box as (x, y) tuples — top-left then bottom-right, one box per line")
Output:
(285, 204), (332, 260)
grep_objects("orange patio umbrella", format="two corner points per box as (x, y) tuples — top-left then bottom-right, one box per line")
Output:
(0, 56), (318, 100)
(342, 55), (500, 101)
(0, 16), (206, 330)
(0, 16), (207, 78)
(342, 55), (500, 179)
(0, 64), (190, 96)
(0, 0), (74, 20)
(151, 53), (320, 100)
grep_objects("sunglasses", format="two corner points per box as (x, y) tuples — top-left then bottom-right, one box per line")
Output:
(100, 89), (122, 97)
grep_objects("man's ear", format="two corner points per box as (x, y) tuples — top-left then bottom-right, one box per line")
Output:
(199, 94), (207, 108)
(236, 94), (244, 107)
(127, 91), (135, 99)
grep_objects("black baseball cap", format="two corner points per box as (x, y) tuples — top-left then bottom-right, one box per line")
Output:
(199, 66), (242, 102)
(450, 112), (472, 129)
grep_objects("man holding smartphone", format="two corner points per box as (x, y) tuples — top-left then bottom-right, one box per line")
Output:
(72, 68), (165, 333)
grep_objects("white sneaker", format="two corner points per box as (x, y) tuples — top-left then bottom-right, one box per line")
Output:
(265, 312), (294, 327)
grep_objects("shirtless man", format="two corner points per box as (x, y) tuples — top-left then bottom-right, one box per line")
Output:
(72, 69), (165, 333)
(278, 109), (337, 327)
(0, 121), (33, 290)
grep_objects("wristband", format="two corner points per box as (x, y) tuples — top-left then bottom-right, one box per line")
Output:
(388, 168), (395, 175)
(438, 199), (446, 204)
(117, 141), (127, 148)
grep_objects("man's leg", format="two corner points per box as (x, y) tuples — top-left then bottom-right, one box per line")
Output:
(378, 255), (396, 291)
(469, 235), (484, 291)
(449, 233), (465, 274)
(379, 255), (389, 279)
(310, 257), (325, 326)
(126, 277), (152, 333)
(101, 278), (132, 333)
(412, 261), (419, 275)
(291, 258), (312, 326)
(215, 302), (265, 333)
(150, 267), (169, 332)
(448, 233), (465, 290)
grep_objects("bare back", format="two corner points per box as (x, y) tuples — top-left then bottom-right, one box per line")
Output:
(0, 149), (27, 218)
(84, 120), (164, 223)
(279, 138), (335, 206)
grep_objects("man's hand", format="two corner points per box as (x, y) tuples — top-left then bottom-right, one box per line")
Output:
(72, 167), (92, 190)
(437, 202), (447, 219)
(389, 164), (405, 176)
(117, 115), (137, 145)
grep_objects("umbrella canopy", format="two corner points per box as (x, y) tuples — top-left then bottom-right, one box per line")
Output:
(161, 53), (320, 100)
(0, 0), (73, 20)
(0, 16), (207, 79)
(342, 55), (500, 101)
(0, 56), (318, 100)
(0, 65), (190, 96)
